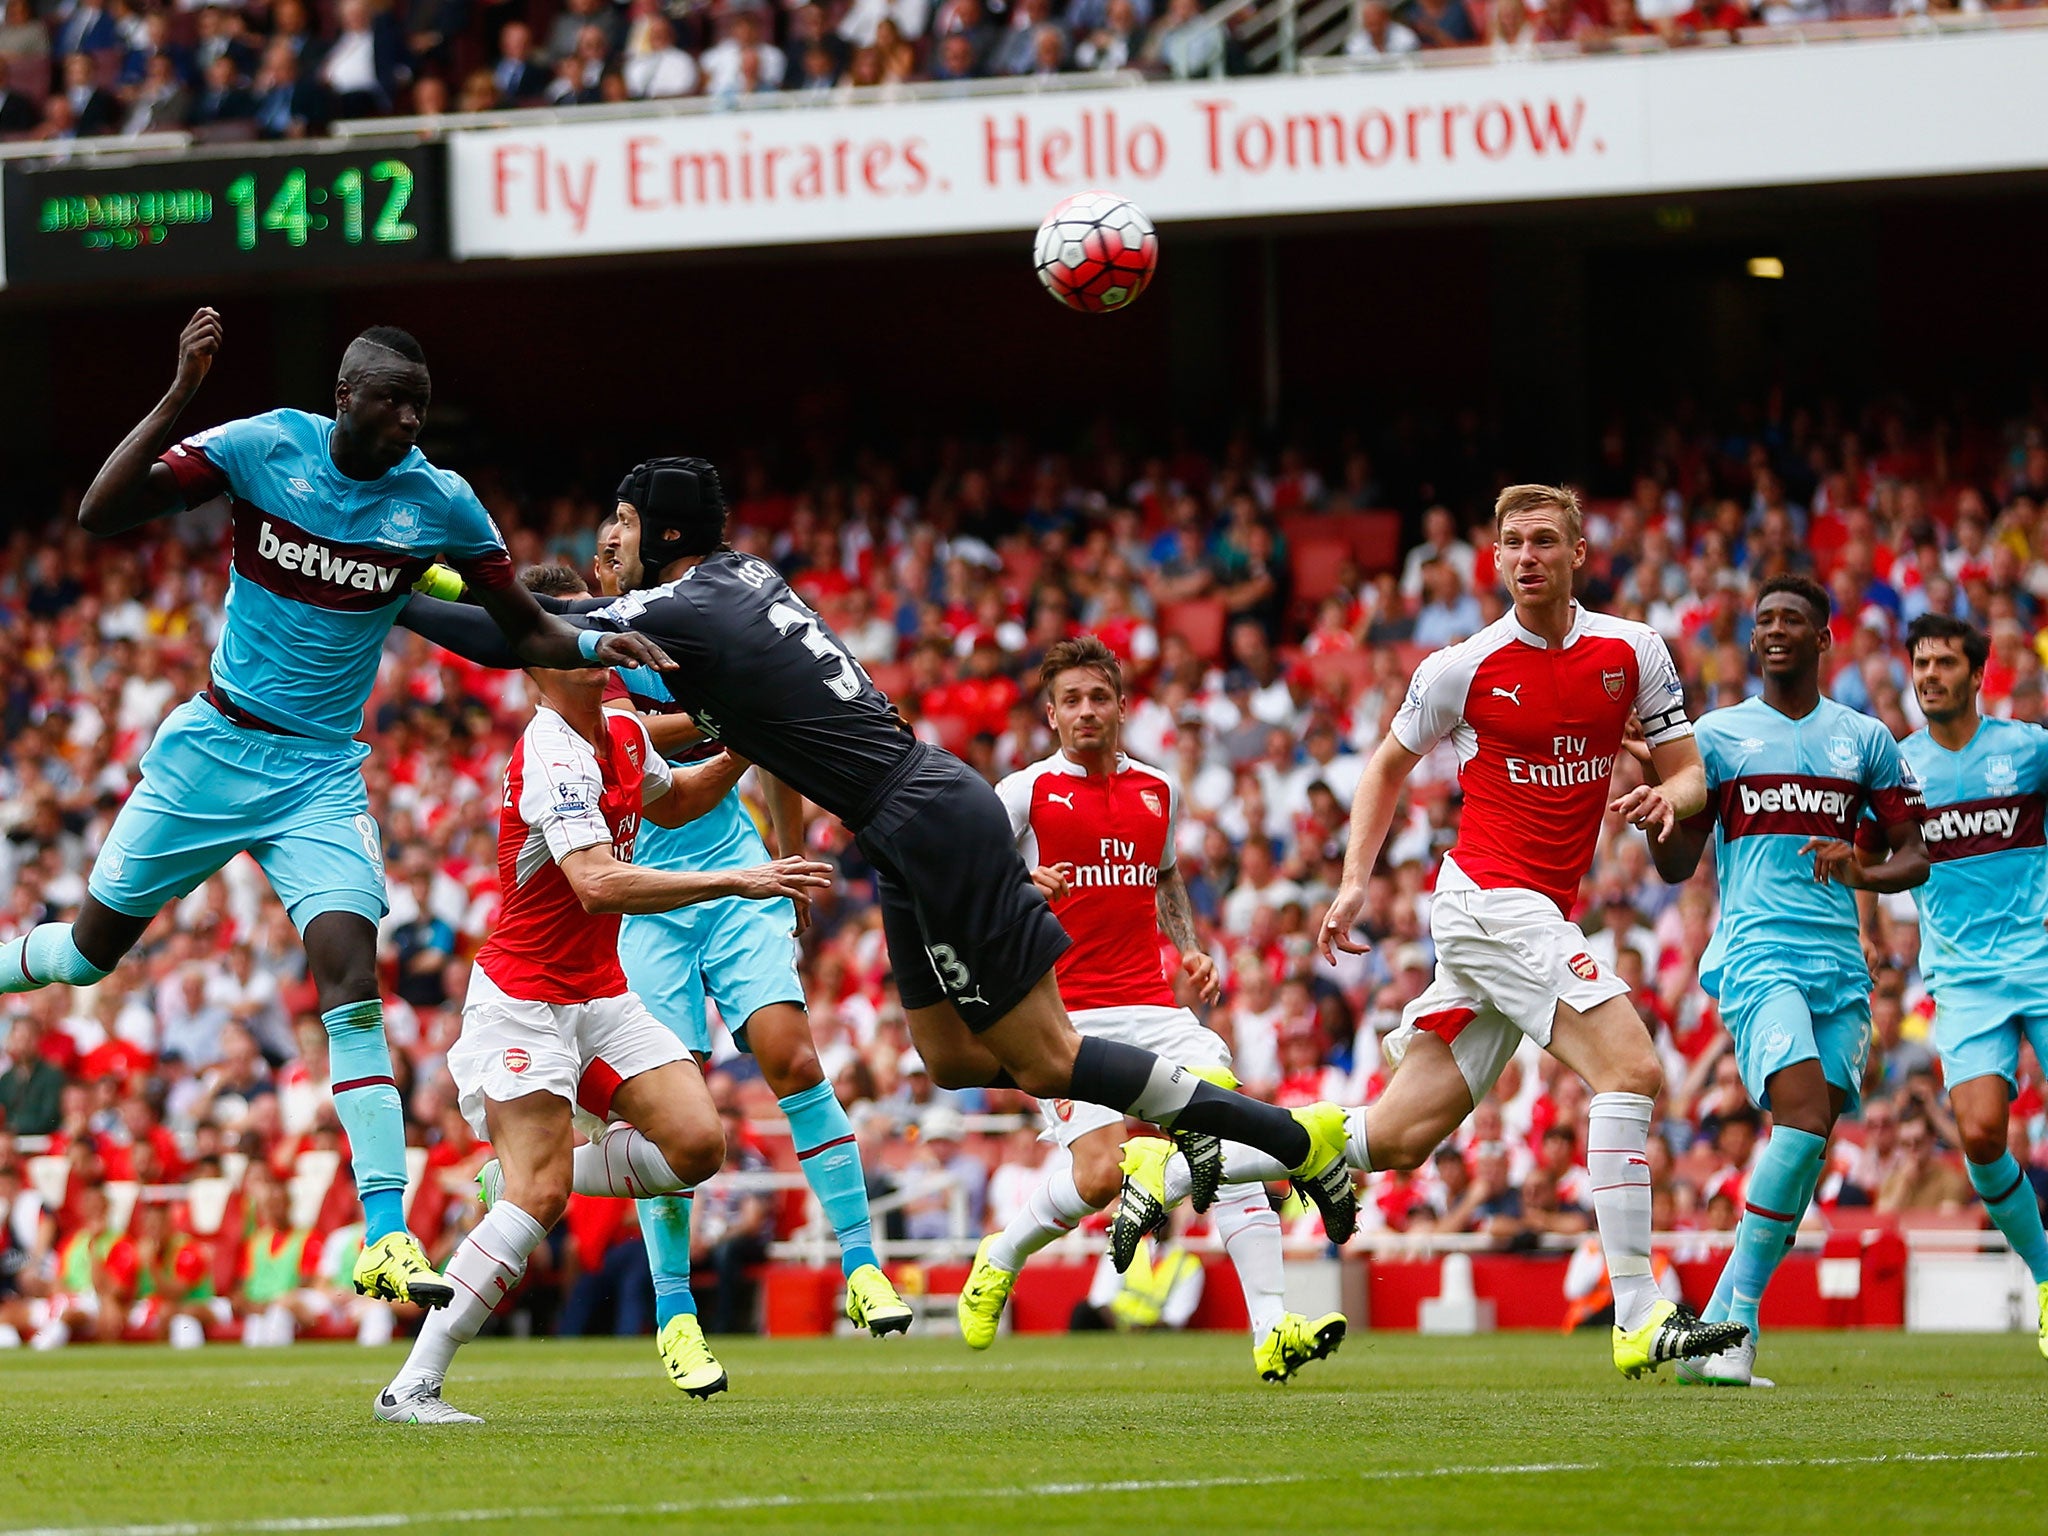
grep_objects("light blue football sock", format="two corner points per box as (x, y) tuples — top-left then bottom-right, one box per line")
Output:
(322, 1000), (409, 1244)
(641, 1194), (697, 1324)
(1, 924), (113, 994)
(1704, 1125), (1827, 1336)
(782, 1080), (879, 1277)
(1969, 1151), (2048, 1285)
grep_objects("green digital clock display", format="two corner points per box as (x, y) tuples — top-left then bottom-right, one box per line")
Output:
(1, 146), (446, 287)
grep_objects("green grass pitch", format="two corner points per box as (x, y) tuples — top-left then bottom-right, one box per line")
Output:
(3, 1332), (2043, 1536)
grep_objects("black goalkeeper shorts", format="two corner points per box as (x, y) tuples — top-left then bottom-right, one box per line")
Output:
(853, 742), (1071, 1032)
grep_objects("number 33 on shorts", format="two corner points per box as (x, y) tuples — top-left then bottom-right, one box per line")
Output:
(926, 944), (974, 995)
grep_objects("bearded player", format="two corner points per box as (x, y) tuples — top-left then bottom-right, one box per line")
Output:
(1, 310), (667, 1314)
(398, 458), (1358, 1239)
(591, 515), (911, 1397)
(1885, 615), (2048, 1354)
(955, 637), (1347, 1382)
(1633, 575), (1927, 1387)
(1287, 483), (1748, 1378)
(377, 566), (832, 1424)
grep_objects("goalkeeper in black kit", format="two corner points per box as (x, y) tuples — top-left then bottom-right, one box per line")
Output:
(399, 456), (1359, 1238)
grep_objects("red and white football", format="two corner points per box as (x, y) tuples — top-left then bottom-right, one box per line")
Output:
(1033, 191), (1159, 314)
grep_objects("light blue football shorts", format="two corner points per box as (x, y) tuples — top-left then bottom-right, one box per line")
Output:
(89, 696), (386, 933)
(618, 892), (803, 1056)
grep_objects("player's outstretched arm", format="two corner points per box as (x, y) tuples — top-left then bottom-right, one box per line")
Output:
(468, 580), (675, 675)
(78, 307), (222, 537)
(1317, 733), (1424, 965)
(398, 591), (668, 676)
(557, 846), (833, 915)
(640, 750), (749, 830)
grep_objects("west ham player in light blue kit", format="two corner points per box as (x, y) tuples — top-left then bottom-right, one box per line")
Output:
(1637, 575), (1929, 1386)
(591, 508), (910, 1393)
(1893, 613), (2048, 1357)
(0, 309), (669, 1310)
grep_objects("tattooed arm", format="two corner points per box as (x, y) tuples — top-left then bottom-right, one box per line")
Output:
(1156, 864), (1220, 1004)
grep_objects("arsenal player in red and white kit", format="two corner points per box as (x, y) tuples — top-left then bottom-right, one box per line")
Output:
(377, 565), (831, 1427)
(1315, 484), (1747, 1378)
(956, 637), (1345, 1383)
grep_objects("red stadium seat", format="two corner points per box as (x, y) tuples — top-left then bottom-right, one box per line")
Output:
(1277, 510), (1404, 577)
(1290, 537), (1353, 607)
(1159, 598), (1228, 663)
(925, 712), (975, 755)
(1345, 511), (1405, 574)
(1305, 648), (1373, 695)
(864, 660), (914, 702)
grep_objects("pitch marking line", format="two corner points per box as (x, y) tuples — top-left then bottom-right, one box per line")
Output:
(4, 1452), (2034, 1536)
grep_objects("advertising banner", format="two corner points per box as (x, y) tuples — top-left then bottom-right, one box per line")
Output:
(448, 30), (2048, 260)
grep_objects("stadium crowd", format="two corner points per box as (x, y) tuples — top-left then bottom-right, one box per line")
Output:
(4, 390), (2048, 1345)
(0, 0), (2037, 143)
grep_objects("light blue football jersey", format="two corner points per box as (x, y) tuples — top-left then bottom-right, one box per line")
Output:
(1898, 718), (2048, 991)
(1694, 694), (1923, 998)
(160, 409), (511, 741)
(609, 663), (771, 871)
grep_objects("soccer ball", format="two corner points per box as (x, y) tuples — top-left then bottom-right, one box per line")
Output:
(1033, 192), (1159, 315)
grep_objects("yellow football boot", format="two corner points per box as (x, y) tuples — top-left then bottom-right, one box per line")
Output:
(657, 1314), (729, 1399)
(845, 1263), (914, 1337)
(352, 1232), (453, 1309)
(956, 1235), (1019, 1350)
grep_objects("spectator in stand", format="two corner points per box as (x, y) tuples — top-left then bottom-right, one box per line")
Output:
(839, 0), (931, 48)
(624, 16), (698, 98)
(405, 0), (465, 82)
(1669, 0), (1748, 34)
(1488, 0), (1536, 57)
(1401, 0), (1479, 44)
(1074, 0), (1145, 68)
(0, 57), (41, 135)
(1533, 0), (1599, 42)
(312, 0), (401, 119)
(547, 0), (622, 61)
(122, 50), (190, 134)
(1876, 1109), (1973, 1213)
(905, 1105), (988, 1238)
(52, 0), (118, 58)
(1412, 558), (1482, 648)
(491, 21), (549, 105)
(703, 8), (786, 96)
(267, 0), (317, 62)
(931, 28), (983, 79)
(251, 39), (324, 138)
(992, 0), (1067, 74)
(784, 5), (848, 84)
(0, 1019), (63, 1134)
(1400, 505), (1482, 602)
(1140, 0), (1224, 78)
(57, 51), (116, 135)
(1347, 0), (1421, 59)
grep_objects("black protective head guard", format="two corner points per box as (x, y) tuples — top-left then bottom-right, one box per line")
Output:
(615, 456), (727, 565)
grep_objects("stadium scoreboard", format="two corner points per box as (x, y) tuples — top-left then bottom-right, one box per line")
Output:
(1, 145), (447, 287)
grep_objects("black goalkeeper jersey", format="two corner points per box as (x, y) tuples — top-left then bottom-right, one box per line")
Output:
(578, 550), (917, 825)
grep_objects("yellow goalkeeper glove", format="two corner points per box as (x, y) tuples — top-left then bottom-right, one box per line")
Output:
(412, 563), (465, 601)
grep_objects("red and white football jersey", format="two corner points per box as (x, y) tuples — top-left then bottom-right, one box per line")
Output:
(1392, 605), (1691, 913)
(995, 751), (1181, 1011)
(476, 706), (672, 1005)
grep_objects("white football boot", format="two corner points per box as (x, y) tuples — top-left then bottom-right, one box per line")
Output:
(1676, 1334), (1775, 1388)
(374, 1380), (485, 1425)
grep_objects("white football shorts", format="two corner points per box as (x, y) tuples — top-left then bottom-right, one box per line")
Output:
(449, 967), (690, 1140)
(1390, 882), (1630, 1103)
